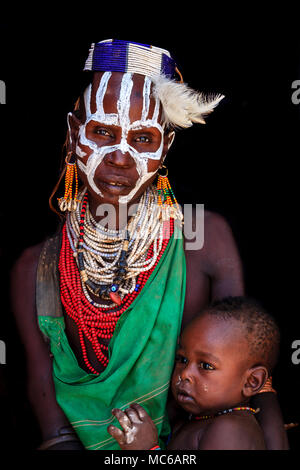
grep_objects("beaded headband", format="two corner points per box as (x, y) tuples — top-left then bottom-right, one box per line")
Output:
(83, 39), (177, 79)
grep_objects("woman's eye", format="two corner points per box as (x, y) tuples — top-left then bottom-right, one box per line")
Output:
(199, 362), (214, 370)
(175, 354), (188, 364)
(135, 135), (150, 143)
(94, 128), (111, 136)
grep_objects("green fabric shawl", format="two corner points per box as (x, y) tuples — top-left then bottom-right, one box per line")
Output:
(37, 226), (186, 450)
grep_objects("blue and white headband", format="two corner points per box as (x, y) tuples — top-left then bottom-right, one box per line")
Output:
(83, 39), (177, 80)
(83, 39), (224, 129)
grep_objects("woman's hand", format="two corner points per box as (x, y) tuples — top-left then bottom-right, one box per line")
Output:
(107, 403), (159, 450)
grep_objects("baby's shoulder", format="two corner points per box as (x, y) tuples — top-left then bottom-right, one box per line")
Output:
(198, 414), (266, 450)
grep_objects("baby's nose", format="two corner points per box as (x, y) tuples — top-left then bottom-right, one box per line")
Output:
(180, 363), (196, 383)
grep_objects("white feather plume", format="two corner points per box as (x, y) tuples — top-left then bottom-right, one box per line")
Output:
(152, 75), (224, 129)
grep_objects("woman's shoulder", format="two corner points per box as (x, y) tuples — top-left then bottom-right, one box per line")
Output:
(11, 241), (45, 286)
(10, 231), (61, 321)
(184, 208), (235, 256)
(11, 229), (62, 280)
(203, 209), (233, 236)
(10, 240), (47, 353)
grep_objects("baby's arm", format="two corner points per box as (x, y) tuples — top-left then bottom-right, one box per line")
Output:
(198, 415), (266, 450)
(107, 403), (159, 450)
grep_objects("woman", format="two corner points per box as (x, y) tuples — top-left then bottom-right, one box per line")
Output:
(10, 39), (287, 450)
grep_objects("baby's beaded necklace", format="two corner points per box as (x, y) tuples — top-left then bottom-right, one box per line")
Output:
(191, 406), (260, 421)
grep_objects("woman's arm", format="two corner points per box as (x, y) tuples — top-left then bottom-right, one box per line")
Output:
(251, 392), (289, 449)
(10, 244), (84, 450)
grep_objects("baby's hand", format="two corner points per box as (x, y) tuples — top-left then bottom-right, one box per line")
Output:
(107, 403), (159, 450)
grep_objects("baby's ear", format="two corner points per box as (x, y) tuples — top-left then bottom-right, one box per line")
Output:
(242, 366), (269, 398)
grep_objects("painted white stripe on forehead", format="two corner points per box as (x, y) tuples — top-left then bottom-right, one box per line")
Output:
(83, 72), (118, 128)
(84, 73), (159, 128)
(117, 73), (133, 130)
(83, 84), (92, 118)
(84, 72), (112, 120)
(152, 88), (160, 123)
(95, 71), (112, 119)
(141, 77), (152, 121)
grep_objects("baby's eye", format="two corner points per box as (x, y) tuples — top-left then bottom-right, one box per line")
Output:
(199, 362), (214, 371)
(175, 354), (188, 364)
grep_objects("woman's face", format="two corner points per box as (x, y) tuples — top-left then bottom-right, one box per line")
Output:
(69, 71), (173, 210)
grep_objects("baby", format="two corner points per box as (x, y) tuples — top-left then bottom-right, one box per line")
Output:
(107, 296), (280, 450)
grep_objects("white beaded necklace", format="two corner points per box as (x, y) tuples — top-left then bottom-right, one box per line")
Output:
(66, 186), (165, 307)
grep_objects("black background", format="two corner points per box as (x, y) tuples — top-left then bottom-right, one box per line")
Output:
(0, 14), (300, 454)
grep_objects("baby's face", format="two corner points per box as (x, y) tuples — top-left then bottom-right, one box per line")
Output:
(171, 314), (251, 416)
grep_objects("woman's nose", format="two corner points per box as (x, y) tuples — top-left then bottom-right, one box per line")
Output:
(104, 149), (135, 168)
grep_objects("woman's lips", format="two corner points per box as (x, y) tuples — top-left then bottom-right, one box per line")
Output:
(98, 179), (133, 195)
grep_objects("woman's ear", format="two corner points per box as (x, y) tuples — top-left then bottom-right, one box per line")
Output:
(162, 130), (175, 163)
(242, 366), (269, 398)
(67, 112), (82, 153)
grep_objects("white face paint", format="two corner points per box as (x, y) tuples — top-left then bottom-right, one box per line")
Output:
(175, 375), (182, 386)
(73, 72), (165, 204)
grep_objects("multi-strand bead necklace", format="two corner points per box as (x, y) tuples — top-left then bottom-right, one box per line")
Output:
(59, 184), (179, 374)
(190, 406), (260, 421)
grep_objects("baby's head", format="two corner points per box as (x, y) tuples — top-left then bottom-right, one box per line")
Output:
(171, 296), (280, 416)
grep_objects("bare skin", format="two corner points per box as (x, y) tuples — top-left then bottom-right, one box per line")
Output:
(108, 403), (266, 450)
(168, 413), (266, 450)
(107, 314), (269, 450)
(9, 72), (288, 450)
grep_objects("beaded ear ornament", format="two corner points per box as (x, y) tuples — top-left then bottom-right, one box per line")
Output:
(58, 152), (81, 212)
(156, 165), (183, 223)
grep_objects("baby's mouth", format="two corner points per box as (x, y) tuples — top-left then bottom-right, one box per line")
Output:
(176, 387), (194, 404)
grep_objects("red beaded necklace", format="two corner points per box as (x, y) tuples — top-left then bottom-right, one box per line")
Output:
(59, 196), (174, 375)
